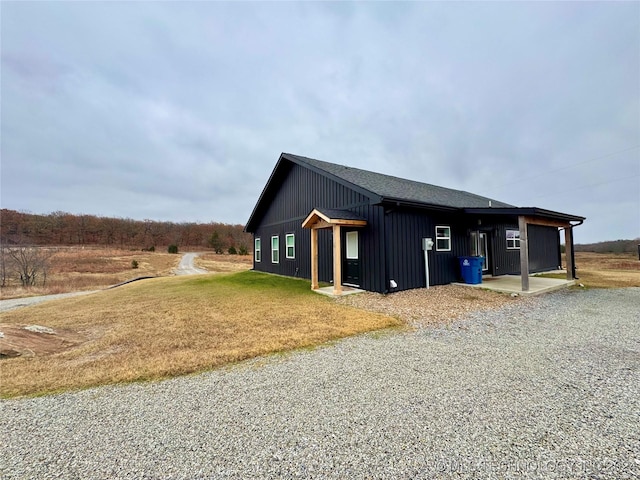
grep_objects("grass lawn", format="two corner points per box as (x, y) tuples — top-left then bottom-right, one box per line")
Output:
(557, 252), (640, 288)
(0, 271), (400, 398)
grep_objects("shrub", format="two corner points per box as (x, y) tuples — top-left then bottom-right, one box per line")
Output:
(208, 231), (224, 254)
(131, 260), (139, 269)
(238, 244), (248, 256)
(228, 246), (237, 255)
(168, 244), (178, 254)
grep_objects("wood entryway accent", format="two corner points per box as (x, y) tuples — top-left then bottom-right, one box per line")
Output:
(302, 209), (367, 295)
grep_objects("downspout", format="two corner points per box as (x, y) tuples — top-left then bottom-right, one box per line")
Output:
(569, 219), (584, 280)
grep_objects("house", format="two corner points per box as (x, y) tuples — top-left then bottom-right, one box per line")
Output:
(245, 153), (585, 295)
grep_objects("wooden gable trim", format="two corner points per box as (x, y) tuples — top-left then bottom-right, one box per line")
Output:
(302, 209), (367, 229)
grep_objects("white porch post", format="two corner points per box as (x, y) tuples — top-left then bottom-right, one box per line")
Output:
(519, 216), (530, 292)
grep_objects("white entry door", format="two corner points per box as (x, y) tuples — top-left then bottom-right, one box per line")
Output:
(479, 232), (489, 272)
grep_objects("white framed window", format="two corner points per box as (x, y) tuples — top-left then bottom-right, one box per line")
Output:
(435, 226), (451, 251)
(285, 233), (295, 259)
(346, 231), (358, 259)
(506, 229), (520, 249)
(254, 238), (261, 262)
(271, 236), (279, 263)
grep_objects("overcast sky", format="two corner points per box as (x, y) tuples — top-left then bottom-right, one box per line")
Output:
(2, 2), (638, 243)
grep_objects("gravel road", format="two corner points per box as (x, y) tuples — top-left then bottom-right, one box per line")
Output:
(2, 288), (639, 479)
(0, 290), (99, 313)
(173, 252), (207, 275)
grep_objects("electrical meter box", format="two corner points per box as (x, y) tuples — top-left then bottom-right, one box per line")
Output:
(422, 238), (434, 251)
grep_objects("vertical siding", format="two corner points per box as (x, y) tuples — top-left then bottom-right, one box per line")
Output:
(251, 161), (564, 291)
(385, 208), (470, 291)
(528, 225), (562, 272)
(252, 163), (373, 286)
(484, 222), (561, 275)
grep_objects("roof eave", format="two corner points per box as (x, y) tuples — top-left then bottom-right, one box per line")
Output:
(379, 197), (462, 212)
(464, 207), (585, 223)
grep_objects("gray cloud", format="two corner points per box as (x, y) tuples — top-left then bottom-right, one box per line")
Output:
(1, 2), (638, 242)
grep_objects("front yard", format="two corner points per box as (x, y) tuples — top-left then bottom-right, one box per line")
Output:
(0, 271), (400, 397)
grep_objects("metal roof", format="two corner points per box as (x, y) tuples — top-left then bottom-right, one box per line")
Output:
(245, 153), (585, 231)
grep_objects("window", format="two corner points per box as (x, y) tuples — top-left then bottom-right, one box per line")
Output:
(346, 231), (358, 259)
(435, 226), (451, 251)
(285, 234), (295, 259)
(271, 236), (279, 263)
(254, 238), (261, 262)
(506, 229), (520, 249)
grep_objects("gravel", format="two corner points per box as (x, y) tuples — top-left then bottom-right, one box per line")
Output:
(0, 291), (99, 313)
(2, 287), (639, 479)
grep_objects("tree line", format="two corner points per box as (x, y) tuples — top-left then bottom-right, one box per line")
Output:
(0, 209), (252, 251)
(575, 238), (640, 254)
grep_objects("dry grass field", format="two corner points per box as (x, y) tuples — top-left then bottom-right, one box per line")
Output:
(571, 252), (640, 288)
(1, 247), (181, 299)
(0, 271), (400, 398)
(194, 252), (252, 272)
(1, 248), (253, 299)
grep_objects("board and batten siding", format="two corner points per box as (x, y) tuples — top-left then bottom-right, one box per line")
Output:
(252, 162), (389, 290)
(384, 208), (470, 290)
(490, 223), (561, 275)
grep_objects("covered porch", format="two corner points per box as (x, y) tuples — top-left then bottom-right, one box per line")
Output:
(455, 272), (575, 296)
(465, 207), (585, 293)
(302, 208), (367, 296)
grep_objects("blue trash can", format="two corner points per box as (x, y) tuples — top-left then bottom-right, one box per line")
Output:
(459, 256), (484, 284)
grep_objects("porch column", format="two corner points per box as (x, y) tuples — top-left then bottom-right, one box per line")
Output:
(310, 227), (319, 290)
(565, 226), (574, 281)
(332, 224), (342, 295)
(519, 216), (530, 292)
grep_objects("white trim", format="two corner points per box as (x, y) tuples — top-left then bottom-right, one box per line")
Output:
(254, 237), (261, 263)
(285, 233), (295, 259)
(345, 231), (359, 259)
(435, 225), (451, 251)
(506, 229), (520, 250)
(271, 235), (279, 263)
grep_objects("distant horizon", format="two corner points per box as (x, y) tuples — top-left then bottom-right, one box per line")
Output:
(2, 207), (638, 246)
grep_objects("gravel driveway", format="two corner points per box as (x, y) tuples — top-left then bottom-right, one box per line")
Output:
(173, 252), (207, 275)
(2, 288), (639, 479)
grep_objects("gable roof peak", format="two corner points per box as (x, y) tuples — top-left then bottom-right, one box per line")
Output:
(282, 152), (514, 210)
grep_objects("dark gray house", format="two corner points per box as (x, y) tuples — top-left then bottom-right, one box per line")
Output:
(245, 153), (585, 295)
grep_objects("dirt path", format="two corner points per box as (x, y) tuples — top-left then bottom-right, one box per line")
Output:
(173, 252), (208, 275)
(0, 290), (99, 313)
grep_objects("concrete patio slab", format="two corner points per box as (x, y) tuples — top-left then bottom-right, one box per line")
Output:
(313, 286), (365, 297)
(454, 275), (575, 296)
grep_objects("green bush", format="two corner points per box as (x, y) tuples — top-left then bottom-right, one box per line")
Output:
(168, 244), (178, 254)
(228, 246), (237, 255)
(238, 244), (248, 255)
(131, 260), (139, 269)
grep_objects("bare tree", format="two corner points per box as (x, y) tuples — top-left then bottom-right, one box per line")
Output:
(0, 244), (7, 288)
(6, 246), (54, 287)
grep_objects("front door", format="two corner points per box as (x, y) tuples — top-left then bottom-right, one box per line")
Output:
(479, 232), (490, 273)
(343, 230), (360, 286)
